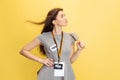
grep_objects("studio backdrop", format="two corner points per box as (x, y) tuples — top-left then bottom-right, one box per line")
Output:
(0, 0), (120, 80)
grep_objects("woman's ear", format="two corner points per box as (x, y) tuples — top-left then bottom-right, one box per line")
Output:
(52, 20), (56, 24)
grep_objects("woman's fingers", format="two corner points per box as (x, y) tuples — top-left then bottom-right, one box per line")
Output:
(48, 59), (54, 66)
(76, 41), (85, 50)
(79, 41), (85, 48)
(44, 58), (54, 67)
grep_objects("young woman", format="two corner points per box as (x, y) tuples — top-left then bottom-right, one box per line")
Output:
(20, 8), (85, 80)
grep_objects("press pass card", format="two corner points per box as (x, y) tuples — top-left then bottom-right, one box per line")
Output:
(54, 62), (65, 77)
(50, 44), (57, 52)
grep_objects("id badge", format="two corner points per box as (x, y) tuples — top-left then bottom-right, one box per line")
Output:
(50, 44), (57, 52)
(54, 62), (65, 77)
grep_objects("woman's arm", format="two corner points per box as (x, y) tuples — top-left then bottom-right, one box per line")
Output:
(19, 37), (54, 67)
(70, 41), (85, 64)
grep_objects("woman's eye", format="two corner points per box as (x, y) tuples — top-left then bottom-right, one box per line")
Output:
(61, 14), (65, 18)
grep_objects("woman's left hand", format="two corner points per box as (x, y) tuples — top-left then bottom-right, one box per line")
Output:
(76, 41), (85, 50)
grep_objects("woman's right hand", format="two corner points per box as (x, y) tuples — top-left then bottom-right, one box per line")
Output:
(41, 58), (54, 67)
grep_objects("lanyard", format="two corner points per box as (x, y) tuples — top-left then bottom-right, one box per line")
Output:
(52, 31), (64, 62)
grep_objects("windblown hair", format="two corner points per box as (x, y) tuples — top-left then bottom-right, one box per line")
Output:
(27, 8), (63, 54)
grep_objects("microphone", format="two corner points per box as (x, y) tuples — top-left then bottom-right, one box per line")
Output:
(70, 33), (85, 48)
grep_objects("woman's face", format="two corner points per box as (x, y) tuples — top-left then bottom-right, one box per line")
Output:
(53, 11), (67, 27)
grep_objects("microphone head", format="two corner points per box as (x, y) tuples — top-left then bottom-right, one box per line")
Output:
(70, 33), (79, 41)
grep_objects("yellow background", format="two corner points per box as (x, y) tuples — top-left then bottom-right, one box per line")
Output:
(0, 0), (120, 80)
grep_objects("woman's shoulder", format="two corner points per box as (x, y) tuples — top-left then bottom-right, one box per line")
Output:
(64, 32), (78, 36)
(38, 31), (51, 37)
(37, 32), (52, 44)
(37, 32), (51, 40)
(64, 32), (79, 41)
(41, 31), (51, 35)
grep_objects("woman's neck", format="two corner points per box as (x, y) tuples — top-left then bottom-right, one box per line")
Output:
(52, 26), (62, 35)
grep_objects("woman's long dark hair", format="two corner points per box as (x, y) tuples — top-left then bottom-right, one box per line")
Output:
(27, 8), (63, 54)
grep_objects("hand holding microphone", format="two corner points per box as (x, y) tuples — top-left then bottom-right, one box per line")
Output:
(77, 41), (85, 50)
(70, 33), (85, 50)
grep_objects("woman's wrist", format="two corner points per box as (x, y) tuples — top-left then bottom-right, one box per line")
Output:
(37, 58), (44, 64)
(77, 47), (82, 52)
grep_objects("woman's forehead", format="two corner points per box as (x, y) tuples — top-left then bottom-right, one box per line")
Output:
(57, 11), (65, 16)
